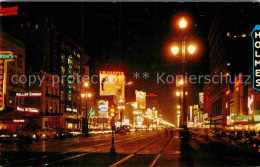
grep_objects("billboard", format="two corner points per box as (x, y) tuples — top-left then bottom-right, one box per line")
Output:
(99, 71), (125, 99)
(136, 90), (146, 110)
(199, 92), (204, 109)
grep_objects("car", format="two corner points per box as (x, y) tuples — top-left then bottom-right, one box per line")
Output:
(12, 129), (34, 143)
(37, 129), (58, 140)
(0, 129), (13, 141)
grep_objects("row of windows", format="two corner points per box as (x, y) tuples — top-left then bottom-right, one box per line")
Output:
(45, 86), (58, 96)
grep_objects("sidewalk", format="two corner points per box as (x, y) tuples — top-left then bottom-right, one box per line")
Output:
(153, 136), (219, 167)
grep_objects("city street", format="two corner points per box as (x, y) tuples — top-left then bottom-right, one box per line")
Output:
(1, 131), (259, 166)
(1, 2), (260, 166)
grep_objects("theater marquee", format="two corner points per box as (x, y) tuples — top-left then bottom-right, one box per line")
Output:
(252, 25), (260, 91)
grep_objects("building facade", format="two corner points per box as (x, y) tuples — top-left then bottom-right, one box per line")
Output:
(0, 29), (26, 131)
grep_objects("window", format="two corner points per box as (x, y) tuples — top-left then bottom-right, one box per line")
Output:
(61, 91), (64, 101)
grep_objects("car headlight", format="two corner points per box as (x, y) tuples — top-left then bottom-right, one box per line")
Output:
(13, 134), (17, 138)
(32, 134), (36, 138)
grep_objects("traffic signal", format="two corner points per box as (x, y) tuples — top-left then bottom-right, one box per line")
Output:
(110, 105), (115, 117)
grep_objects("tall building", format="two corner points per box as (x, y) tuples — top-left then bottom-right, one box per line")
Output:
(204, 5), (257, 129)
(2, 19), (90, 130)
(0, 29), (26, 131)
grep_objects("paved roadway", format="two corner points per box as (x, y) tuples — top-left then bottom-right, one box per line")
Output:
(0, 131), (259, 166)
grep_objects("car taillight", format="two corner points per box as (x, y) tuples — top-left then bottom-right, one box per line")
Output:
(253, 143), (257, 148)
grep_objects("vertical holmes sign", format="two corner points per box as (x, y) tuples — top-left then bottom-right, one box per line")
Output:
(252, 25), (260, 91)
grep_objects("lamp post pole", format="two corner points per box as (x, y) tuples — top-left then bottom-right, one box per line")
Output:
(110, 115), (116, 153)
(85, 97), (89, 137)
(181, 41), (187, 128)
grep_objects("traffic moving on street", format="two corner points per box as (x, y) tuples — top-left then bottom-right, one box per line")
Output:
(1, 1), (260, 166)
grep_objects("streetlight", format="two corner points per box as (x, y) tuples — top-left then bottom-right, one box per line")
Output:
(187, 45), (196, 54)
(171, 46), (179, 55)
(81, 92), (92, 137)
(179, 17), (187, 29)
(171, 15), (197, 130)
(84, 82), (89, 87)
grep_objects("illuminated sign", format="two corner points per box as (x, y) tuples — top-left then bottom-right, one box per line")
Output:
(68, 55), (73, 101)
(248, 95), (254, 115)
(146, 93), (158, 97)
(0, 59), (4, 110)
(0, 6), (18, 17)
(0, 51), (15, 59)
(254, 115), (260, 123)
(89, 108), (95, 119)
(13, 119), (25, 123)
(199, 92), (204, 110)
(135, 90), (146, 110)
(0, 51), (16, 111)
(99, 71), (125, 99)
(16, 92), (42, 97)
(133, 110), (142, 115)
(190, 106), (193, 121)
(16, 106), (39, 113)
(252, 25), (260, 91)
(231, 115), (251, 120)
(203, 113), (208, 119)
(98, 100), (108, 114)
(66, 108), (77, 112)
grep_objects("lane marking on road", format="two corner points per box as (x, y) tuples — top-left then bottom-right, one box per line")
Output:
(109, 136), (162, 167)
(110, 154), (135, 167)
(148, 137), (173, 167)
(148, 154), (161, 167)
(10, 132), (158, 166)
(43, 133), (160, 167)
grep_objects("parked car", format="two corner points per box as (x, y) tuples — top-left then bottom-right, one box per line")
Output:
(12, 129), (33, 143)
(37, 129), (58, 140)
(0, 129), (13, 141)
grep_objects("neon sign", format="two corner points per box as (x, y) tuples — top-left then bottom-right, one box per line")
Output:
(0, 51), (15, 59)
(248, 95), (254, 114)
(13, 119), (25, 123)
(98, 100), (108, 114)
(16, 92), (42, 97)
(0, 60), (4, 110)
(68, 55), (73, 101)
(252, 25), (260, 91)
(0, 51), (16, 111)
(0, 6), (18, 17)
(16, 106), (39, 113)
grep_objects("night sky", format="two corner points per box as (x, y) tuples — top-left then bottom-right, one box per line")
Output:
(1, 2), (260, 125)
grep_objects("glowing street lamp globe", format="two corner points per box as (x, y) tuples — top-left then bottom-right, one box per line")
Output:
(179, 17), (187, 29)
(188, 45), (196, 54)
(171, 46), (179, 55)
